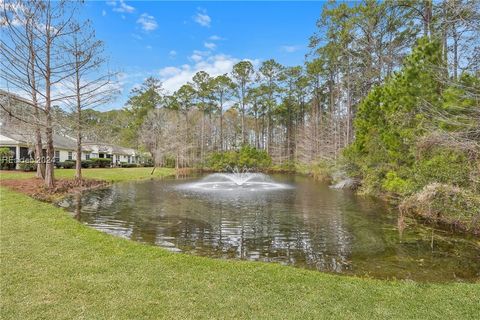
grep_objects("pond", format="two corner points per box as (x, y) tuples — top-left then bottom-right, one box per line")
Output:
(58, 174), (480, 282)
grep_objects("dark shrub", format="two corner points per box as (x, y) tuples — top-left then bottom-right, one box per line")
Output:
(90, 157), (112, 168)
(61, 160), (75, 169)
(120, 162), (138, 168)
(81, 160), (93, 168)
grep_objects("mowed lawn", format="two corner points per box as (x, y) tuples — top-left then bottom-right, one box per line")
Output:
(1, 171), (479, 319)
(0, 167), (175, 182)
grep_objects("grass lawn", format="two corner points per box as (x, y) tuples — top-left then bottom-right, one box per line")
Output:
(0, 167), (175, 182)
(1, 188), (479, 319)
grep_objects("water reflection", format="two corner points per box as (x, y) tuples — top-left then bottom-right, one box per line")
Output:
(58, 175), (480, 282)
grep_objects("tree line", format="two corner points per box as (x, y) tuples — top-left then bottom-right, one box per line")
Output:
(1, 0), (478, 190)
(116, 0), (477, 170)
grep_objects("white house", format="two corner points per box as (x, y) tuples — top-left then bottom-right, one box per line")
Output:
(82, 142), (140, 165)
(0, 126), (141, 169)
(0, 89), (142, 169)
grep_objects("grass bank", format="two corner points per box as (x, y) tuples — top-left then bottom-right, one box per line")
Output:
(0, 167), (175, 182)
(1, 187), (479, 319)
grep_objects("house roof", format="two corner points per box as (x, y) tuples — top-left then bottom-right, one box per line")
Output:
(0, 90), (139, 155)
(82, 142), (137, 155)
(0, 126), (138, 155)
(0, 126), (77, 150)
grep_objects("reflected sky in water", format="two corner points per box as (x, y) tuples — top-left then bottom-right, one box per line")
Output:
(58, 175), (480, 282)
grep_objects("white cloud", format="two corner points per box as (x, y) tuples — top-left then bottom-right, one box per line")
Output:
(204, 42), (216, 50)
(280, 45), (302, 53)
(159, 66), (182, 78)
(169, 50), (177, 57)
(158, 54), (258, 93)
(137, 13), (158, 31)
(193, 8), (211, 27)
(112, 0), (135, 13)
(146, 45), (152, 49)
(102, 9), (107, 16)
(190, 54), (203, 63)
(189, 50), (210, 63)
(209, 35), (223, 41)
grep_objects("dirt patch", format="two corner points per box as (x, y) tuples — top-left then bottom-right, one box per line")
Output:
(1, 178), (109, 202)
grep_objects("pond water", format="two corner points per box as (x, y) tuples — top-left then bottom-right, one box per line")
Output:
(58, 174), (480, 282)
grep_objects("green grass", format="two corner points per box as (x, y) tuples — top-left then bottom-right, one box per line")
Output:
(0, 167), (175, 182)
(1, 188), (479, 319)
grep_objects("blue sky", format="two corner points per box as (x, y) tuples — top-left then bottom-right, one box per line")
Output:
(82, 1), (325, 110)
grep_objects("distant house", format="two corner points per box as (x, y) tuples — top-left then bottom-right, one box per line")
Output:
(0, 126), (141, 169)
(0, 89), (143, 169)
(82, 142), (141, 165)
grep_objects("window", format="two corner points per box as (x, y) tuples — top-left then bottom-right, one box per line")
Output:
(54, 150), (60, 163)
(85, 153), (90, 160)
(68, 151), (72, 161)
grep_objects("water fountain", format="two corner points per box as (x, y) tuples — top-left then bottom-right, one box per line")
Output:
(177, 167), (292, 192)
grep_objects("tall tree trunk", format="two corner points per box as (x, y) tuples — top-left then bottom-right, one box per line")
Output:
(452, 22), (459, 80)
(241, 94), (245, 145)
(75, 110), (82, 182)
(201, 110), (205, 162)
(184, 112), (189, 166)
(34, 126), (44, 179)
(266, 115), (270, 153)
(346, 55), (352, 145)
(75, 62), (82, 182)
(28, 32), (44, 179)
(44, 115), (55, 188)
(219, 105), (224, 152)
(44, 35), (54, 189)
(255, 106), (259, 149)
(423, 0), (432, 38)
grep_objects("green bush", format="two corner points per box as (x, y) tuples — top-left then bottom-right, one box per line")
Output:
(90, 158), (112, 168)
(120, 162), (138, 168)
(18, 161), (36, 172)
(413, 148), (472, 189)
(0, 147), (15, 170)
(207, 145), (272, 171)
(59, 160), (76, 169)
(382, 171), (415, 196)
(81, 160), (93, 168)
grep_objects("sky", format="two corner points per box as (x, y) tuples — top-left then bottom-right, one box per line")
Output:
(79, 1), (324, 110)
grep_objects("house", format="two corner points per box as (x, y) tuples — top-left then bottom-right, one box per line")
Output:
(82, 142), (141, 165)
(0, 89), (143, 169)
(0, 125), (141, 169)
